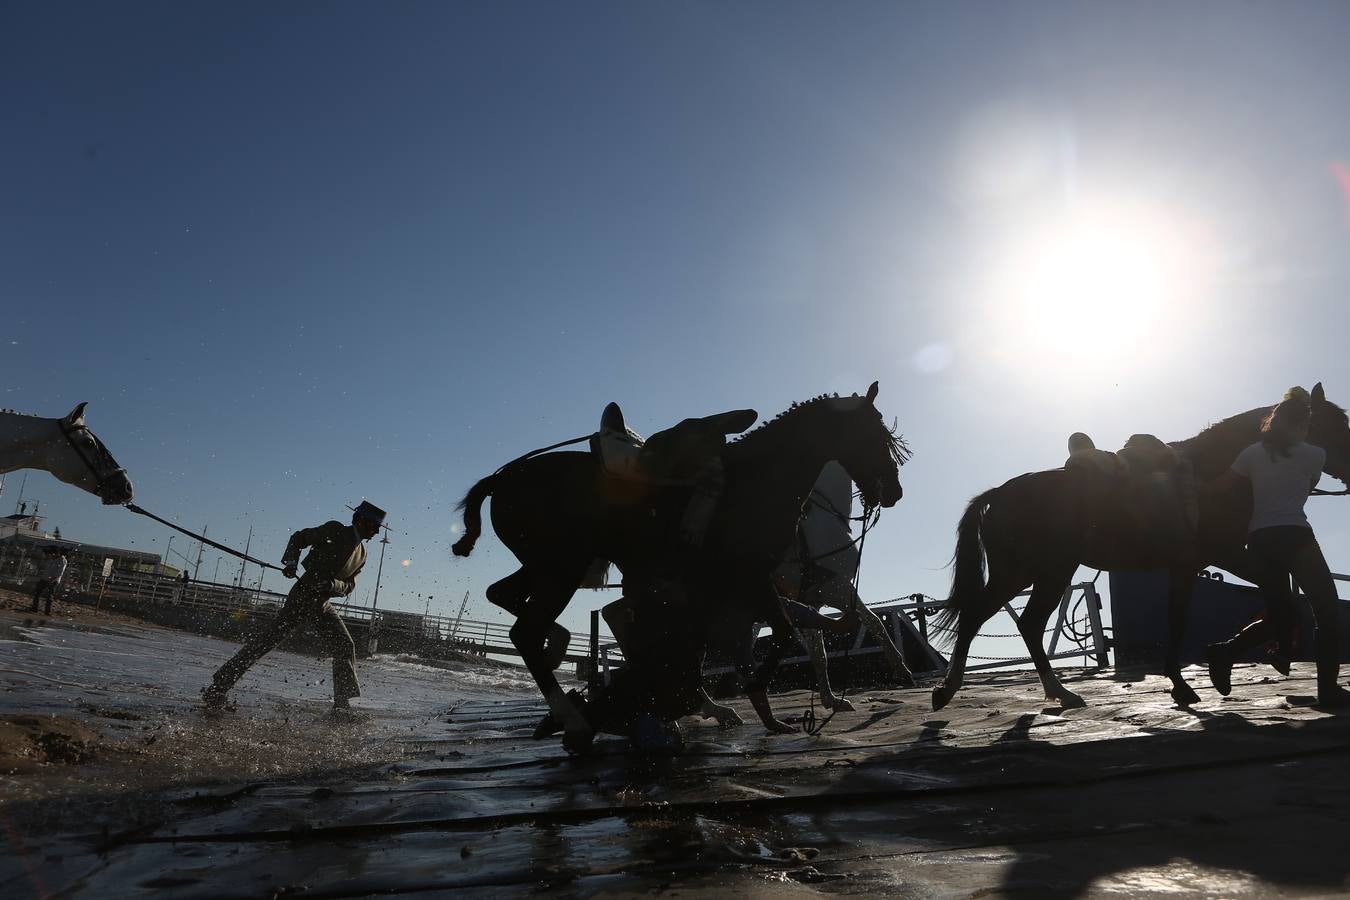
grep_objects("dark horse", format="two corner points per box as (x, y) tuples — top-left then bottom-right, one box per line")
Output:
(933, 383), (1350, 711)
(452, 384), (909, 750)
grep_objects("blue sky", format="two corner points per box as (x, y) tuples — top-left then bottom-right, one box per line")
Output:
(4, 2), (1350, 640)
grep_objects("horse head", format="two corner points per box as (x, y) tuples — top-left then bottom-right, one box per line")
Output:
(1309, 382), (1350, 488)
(824, 381), (909, 511)
(53, 403), (134, 505)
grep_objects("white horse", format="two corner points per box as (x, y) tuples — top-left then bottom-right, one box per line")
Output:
(778, 461), (913, 710)
(1, 403), (133, 505)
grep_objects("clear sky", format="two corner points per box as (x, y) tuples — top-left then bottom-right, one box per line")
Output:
(4, 1), (1349, 642)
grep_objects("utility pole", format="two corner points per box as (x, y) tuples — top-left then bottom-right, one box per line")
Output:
(193, 525), (207, 580)
(164, 535), (175, 575)
(237, 524), (253, 588)
(12, 472), (27, 515)
(370, 531), (390, 612)
(212, 556), (222, 584)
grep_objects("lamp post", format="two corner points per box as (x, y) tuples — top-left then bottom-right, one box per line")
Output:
(370, 532), (390, 612)
(164, 535), (174, 575)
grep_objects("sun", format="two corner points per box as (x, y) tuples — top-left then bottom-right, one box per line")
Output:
(983, 202), (1211, 373)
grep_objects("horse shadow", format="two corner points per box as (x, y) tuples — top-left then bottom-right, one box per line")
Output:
(824, 706), (1350, 897)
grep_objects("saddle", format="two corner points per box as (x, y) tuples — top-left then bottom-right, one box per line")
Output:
(1066, 432), (1199, 532)
(591, 402), (757, 485)
(592, 402), (645, 480)
(1065, 432), (1179, 477)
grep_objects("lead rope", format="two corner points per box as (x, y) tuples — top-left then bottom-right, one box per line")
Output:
(802, 501), (876, 737)
(126, 503), (284, 571)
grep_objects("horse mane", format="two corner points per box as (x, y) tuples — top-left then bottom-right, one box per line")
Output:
(0, 409), (42, 418)
(731, 393), (841, 445)
(730, 392), (913, 466)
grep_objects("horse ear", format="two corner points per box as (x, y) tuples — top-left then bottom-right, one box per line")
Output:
(865, 382), (879, 403)
(62, 402), (88, 426)
(1312, 382), (1325, 403)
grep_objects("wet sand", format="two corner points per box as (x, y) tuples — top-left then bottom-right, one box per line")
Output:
(3, 598), (1350, 898)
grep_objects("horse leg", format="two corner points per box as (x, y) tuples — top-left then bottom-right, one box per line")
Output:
(799, 625), (852, 711)
(1164, 568), (1202, 706)
(856, 599), (915, 687)
(698, 688), (744, 727)
(486, 567), (531, 617)
(1017, 569), (1085, 708)
(509, 566), (591, 752)
(933, 570), (1028, 711)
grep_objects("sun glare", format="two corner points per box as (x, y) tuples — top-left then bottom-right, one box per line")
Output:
(984, 203), (1212, 374)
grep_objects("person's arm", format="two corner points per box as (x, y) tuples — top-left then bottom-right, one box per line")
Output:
(1206, 444), (1254, 496)
(1309, 446), (1326, 495)
(281, 525), (325, 577)
(1205, 468), (1247, 495)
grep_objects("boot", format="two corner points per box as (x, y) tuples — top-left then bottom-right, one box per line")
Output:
(1315, 628), (1350, 708)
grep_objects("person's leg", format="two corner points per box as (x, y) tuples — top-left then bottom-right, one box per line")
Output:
(316, 602), (361, 706)
(43, 581), (57, 615)
(1286, 537), (1350, 707)
(1208, 533), (1301, 693)
(204, 607), (296, 705)
(30, 579), (46, 612)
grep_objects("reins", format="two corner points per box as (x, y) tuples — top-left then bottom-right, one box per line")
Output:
(491, 434), (595, 475)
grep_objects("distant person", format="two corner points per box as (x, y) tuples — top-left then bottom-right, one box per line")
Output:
(29, 547), (67, 615)
(202, 501), (385, 713)
(1205, 388), (1350, 707)
(774, 462), (914, 710)
(177, 569), (190, 604)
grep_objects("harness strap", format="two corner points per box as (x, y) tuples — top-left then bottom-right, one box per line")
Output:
(59, 421), (126, 494)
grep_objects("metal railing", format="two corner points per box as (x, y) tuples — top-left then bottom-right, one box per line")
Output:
(693, 581), (1110, 682)
(89, 570), (608, 661)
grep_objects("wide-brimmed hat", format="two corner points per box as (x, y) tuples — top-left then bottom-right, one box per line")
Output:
(353, 500), (386, 526)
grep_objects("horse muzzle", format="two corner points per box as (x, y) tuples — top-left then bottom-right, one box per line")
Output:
(100, 473), (134, 505)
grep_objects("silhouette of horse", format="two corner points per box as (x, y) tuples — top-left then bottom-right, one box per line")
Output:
(933, 382), (1350, 711)
(1, 403), (133, 505)
(453, 383), (908, 750)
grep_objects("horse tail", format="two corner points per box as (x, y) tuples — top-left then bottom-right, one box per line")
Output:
(452, 474), (497, 557)
(932, 487), (999, 638)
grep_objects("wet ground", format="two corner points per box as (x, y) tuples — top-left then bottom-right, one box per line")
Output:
(3, 598), (1350, 898)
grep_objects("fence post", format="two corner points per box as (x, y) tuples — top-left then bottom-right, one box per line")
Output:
(914, 593), (927, 644)
(588, 609), (600, 692)
(1046, 584), (1074, 656)
(1084, 583), (1109, 668)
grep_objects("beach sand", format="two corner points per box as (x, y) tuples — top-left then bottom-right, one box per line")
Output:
(3, 594), (1350, 898)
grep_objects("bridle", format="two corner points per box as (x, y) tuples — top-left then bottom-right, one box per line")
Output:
(58, 419), (128, 499)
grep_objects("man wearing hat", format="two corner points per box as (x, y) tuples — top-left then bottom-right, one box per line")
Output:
(202, 501), (386, 712)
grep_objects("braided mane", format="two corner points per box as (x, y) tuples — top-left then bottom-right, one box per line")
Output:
(731, 392), (912, 466)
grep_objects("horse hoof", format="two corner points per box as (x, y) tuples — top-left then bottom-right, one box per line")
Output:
(1056, 692), (1086, 710)
(825, 697), (855, 713)
(1171, 683), (1201, 707)
(932, 686), (952, 711)
(562, 727), (595, 755)
(531, 712), (561, 739)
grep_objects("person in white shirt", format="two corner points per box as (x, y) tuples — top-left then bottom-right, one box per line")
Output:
(29, 546), (68, 616)
(774, 462), (914, 711)
(1205, 387), (1349, 707)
